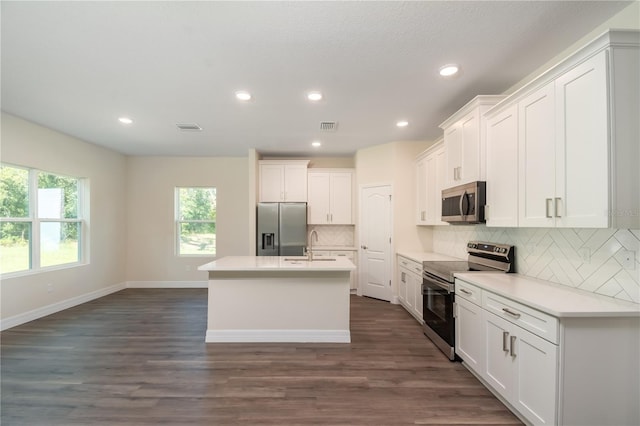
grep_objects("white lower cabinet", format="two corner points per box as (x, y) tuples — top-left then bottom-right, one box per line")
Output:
(456, 277), (640, 426)
(397, 255), (423, 323)
(457, 281), (558, 425)
(454, 282), (484, 373)
(484, 311), (558, 425)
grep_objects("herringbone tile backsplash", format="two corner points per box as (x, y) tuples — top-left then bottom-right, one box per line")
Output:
(433, 227), (640, 303)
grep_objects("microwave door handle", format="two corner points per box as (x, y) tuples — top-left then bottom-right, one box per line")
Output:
(459, 190), (467, 217)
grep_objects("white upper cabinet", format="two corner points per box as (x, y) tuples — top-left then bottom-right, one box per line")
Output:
(259, 160), (309, 202)
(307, 170), (354, 224)
(485, 104), (518, 227)
(554, 51), (609, 228)
(440, 96), (505, 188)
(415, 140), (447, 225)
(484, 29), (639, 229)
(518, 82), (556, 227)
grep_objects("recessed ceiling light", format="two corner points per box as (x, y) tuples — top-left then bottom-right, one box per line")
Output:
(118, 117), (133, 125)
(396, 120), (409, 127)
(235, 91), (252, 101)
(307, 92), (323, 101)
(439, 64), (460, 77)
(311, 141), (322, 147)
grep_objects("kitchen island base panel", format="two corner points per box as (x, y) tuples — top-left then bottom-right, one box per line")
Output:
(206, 270), (351, 343)
(206, 329), (350, 343)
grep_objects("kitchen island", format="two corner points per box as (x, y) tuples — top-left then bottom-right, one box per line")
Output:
(198, 256), (356, 343)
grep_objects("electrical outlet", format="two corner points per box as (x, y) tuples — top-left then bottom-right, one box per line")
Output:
(579, 248), (591, 262)
(621, 250), (636, 270)
(47, 283), (53, 293)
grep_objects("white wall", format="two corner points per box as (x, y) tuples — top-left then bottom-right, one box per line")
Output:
(0, 113), (127, 322)
(355, 140), (434, 254)
(506, 1), (640, 95)
(125, 156), (250, 283)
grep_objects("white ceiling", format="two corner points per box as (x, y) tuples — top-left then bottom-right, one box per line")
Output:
(1, 1), (632, 157)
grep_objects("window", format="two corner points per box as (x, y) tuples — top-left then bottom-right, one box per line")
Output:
(0, 164), (85, 275)
(176, 187), (216, 256)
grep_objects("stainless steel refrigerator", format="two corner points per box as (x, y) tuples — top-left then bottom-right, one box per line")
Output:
(256, 202), (307, 256)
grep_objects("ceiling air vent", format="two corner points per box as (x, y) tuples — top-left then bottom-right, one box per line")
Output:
(176, 123), (203, 132)
(319, 121), (338, 132)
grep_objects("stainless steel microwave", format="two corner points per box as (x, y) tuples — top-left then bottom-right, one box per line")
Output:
(441, 181), (486, 224)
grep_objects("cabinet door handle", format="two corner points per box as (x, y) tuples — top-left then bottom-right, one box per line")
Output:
(326, 214), (329, 222)
(510, 336), (517, 357)
(502, 308), (521, 319)
(330, 213), (333, 222)
(545, 198), (553, 218)
(555, 197), (562, 218)
(460, 288), (472, 296)
(502, 331), (509, 352)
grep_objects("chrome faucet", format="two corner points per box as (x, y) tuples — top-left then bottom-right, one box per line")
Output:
(307, 229), (318, 261)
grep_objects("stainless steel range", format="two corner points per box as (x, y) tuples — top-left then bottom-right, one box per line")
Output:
(422, 241), (514, 360)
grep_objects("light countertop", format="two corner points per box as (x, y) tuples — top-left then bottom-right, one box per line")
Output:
(199, 256), (356, 272)
(397, 251), (464, 263)
(455, 272), (640, 318)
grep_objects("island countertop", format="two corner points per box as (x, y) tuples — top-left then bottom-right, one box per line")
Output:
(198, 255), (356, 272)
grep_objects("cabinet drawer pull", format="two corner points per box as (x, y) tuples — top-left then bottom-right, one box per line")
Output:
(502, 308), (521, 319)
(460, 288), (472, 296)
(510, 336), (517, 357)
(414, 267), (422, 273)
(502, 332), (509, 352)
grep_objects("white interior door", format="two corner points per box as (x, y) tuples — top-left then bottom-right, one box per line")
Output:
(359, 184), (392, 301)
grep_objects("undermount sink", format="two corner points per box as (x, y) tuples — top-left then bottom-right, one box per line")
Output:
(284, 258), (336, 262)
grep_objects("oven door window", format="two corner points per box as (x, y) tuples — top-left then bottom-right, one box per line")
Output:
(422, 277), (455, 346)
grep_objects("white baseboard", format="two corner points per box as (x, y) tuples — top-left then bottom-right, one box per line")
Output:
(126, 281), (208, 288)
(0, 282), (126, 331)
(205, 329), (351, 343)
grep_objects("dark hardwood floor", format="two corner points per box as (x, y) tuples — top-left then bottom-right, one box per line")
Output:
(1, 289), (521, 425)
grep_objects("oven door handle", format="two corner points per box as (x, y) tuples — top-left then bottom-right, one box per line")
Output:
(422, 276), (455, 293)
